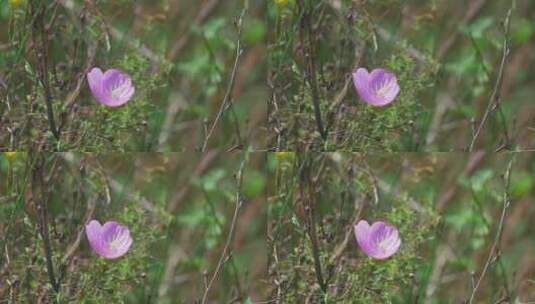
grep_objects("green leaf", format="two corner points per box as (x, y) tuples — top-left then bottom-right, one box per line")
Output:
(511, 18), (533, 45)
(510, 171), (532, 199)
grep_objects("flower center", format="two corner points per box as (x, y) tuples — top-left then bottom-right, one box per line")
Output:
(107, 230), (125, 250)
(377, 237), (390, 250)
(375, 229), (395, 250)
(109, 83), (125, 100)
(109, 238), (122, 250)
(374, 80), (393, 98)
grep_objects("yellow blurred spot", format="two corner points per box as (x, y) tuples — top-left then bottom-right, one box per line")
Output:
(274, 152), (294, 159)
(4, 152), (18, 160)
(275, 0), (289, 6)
(8, 0), (24, 8)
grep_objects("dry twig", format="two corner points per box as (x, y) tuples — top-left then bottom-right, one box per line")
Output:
(201, 9), (246, 152)
(468, 3), (514, 151)
(201, 155), (247, 303)
(467, 156), (515, 303)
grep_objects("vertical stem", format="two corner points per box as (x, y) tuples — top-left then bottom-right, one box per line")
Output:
(299, 0), (327, 141)
(31, 2), (60, 140)
(39, 202), (59, 293)
(306, 202), (327, 294)
(300, 157), (327, 294)
(32, 156), (59, 293)
(7, 159), (13, 189)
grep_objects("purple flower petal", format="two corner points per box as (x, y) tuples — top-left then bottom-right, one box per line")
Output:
(354, 220), (401, 259)
(87, 67), (135, 107)
(352, 67), (399, 106)
(85, 220), (133, 259)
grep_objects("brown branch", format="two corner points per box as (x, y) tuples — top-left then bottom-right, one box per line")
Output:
(57, 40), (98, 135)
(201, 156), (246, 303)
(467, 156), (515, 303)
(328, 199), (364, 266)
(59, 197), (97, 275)
(468, 4), (514, 151)
(201, 9), (245, 152)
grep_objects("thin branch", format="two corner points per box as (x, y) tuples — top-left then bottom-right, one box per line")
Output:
(59, 196), (97, 277)
(201, 9), (245, 152)
(467, 156), (515, 303)
(57, 35), (98, 129)
(468, 3), (514, 151)
(328, 198), (364, 266)
(201, 156), (246, 303)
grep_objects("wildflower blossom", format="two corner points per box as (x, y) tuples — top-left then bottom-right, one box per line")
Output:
(87, 67), (135, 107)
(352, 68), (399, 106)
(354, 220), (401, 259)
(85, 220), (133, 259)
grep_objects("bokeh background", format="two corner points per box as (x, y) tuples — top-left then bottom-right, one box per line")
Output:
(1, 0), (535, 303)
(0, 152), (269, 303)
(269, 152), (534, 303)
(268, 0), (535, 151)
(0, 0), (268, 151)
(1, 152), (534, 302)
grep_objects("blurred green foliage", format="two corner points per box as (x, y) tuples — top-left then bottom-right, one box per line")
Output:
(268, 153), (535, 303)
(268, 0), (438, 151)
(0, 152), (268, 303)
(0, 0), (268, 151)
(268, 0), (535, 151)
(269, 153), (440, 302)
